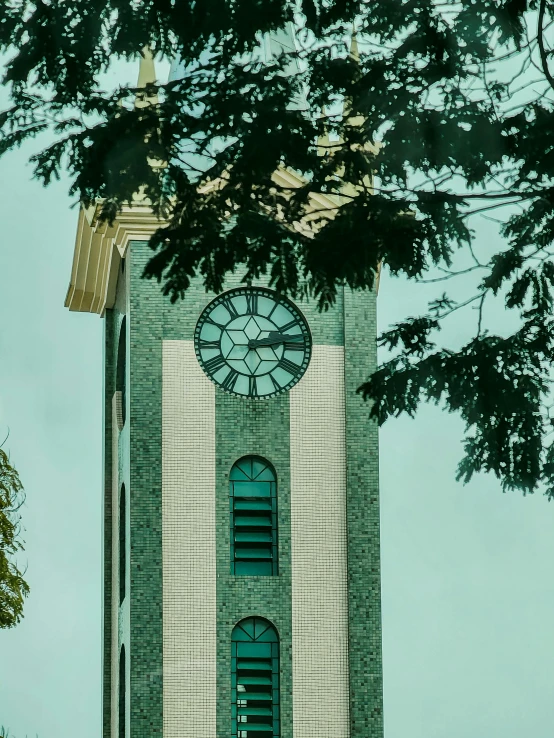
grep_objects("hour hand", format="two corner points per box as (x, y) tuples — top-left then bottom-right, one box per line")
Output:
(248, 331), (304, 348)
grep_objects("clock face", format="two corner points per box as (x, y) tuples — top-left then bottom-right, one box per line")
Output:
(194, 287), (312, 398)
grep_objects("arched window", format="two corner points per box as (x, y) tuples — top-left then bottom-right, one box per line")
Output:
(119, 644), (126, 738)
(119, 484), (126, 605)
(230, 457), (278, 576)
(232, 617), (280, 738)
(116, 317), (127, 427)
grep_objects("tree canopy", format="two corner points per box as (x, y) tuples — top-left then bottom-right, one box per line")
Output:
(0, 448), (28, 629)
(1, 0), (554, 496)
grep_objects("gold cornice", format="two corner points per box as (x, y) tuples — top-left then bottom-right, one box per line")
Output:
(65, 196), (162, 315)
(65, 163), (378, 315)
(65, 37), (380, 316)
(64, 164), (346, 316)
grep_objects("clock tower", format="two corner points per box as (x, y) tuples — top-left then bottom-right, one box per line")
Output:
(65, 41), (384, 738)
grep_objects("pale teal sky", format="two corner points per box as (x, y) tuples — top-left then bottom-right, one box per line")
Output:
(1, 61), (554, 738)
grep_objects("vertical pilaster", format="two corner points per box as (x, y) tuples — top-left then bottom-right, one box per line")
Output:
(111, 393), (121, 738)
(103, 313), (115, 737)
(129, 242), (164, 736)
(289, 344), (350, 738)
(343, 287), (384, 738)
(162, 340), (217, 737)
(215, 389), (293, 738)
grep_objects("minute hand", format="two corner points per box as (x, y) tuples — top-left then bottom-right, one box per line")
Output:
(248, 332), (304, 348)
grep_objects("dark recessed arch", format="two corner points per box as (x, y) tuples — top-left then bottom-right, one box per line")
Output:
(116, 316), (127, 427)
(119, 483), (126, 605)
(119, 644), (126, 738)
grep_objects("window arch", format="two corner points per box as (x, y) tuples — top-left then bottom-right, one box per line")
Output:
(232, 617), (280, 738)
(230, 457), (278, 576)
(119, 644), (126, 738)
(119, 484), (126, 605)
(116, 317), (127, 427)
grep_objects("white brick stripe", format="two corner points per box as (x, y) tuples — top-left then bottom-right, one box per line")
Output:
(162, 340), (217, 738)
(290, 344), (350, 738)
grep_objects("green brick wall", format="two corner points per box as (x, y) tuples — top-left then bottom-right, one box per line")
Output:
(103, 308), (115, 738)
(128, 247), (164, 736)
(103, 241), (383, 738)
(344, 289), (384, 736)
(215, 391), (293, 738)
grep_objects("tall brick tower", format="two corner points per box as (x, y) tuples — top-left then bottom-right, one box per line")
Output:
(65, 33), (384, 738)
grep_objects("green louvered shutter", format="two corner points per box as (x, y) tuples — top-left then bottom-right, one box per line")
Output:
(232, 618), (280, 738)
(230, 457), (278, 576)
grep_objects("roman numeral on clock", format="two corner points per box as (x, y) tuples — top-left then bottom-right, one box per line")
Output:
(221, 369), (239, 392)
(205, 316), (225, 330)
(278, 357), (300, 375)
(204, 354), (227, 374)
(198, 339), (220, 350)
(268, 373), (281, 391)
(279, 319), (300, 333)
(245, 293), (259, 315)
(284, 340), (304, 352)
(248, 376), (258, 396)
(224, 299), (239, 320)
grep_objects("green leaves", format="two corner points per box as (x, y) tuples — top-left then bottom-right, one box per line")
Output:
(0, 449), (28, 629)
(1, 1), (554, 495)
(363, 323), (553, 495)
(378, 316), (440, 357)
(481, 248), (525, 295)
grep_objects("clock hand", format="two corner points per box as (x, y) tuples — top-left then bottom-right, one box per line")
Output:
(248, 332), (304, 349)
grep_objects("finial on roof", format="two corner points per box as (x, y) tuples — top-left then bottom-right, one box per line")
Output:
(345, 27), (364, 129)
(316, 28), (363, 157)
(135, 46), (158, 108)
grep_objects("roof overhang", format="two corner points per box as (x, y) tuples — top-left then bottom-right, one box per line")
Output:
(64, 196), (163, 315)
(65, 165), (379, 316)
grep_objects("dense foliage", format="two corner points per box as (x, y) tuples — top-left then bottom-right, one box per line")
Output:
(1, 0), (554, 495)
(0, 448), (28, 629)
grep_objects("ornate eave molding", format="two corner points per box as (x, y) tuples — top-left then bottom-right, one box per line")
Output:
(66, 37), (379, 316)
(65, 164), (351, 316)
(65, 161), (379, 316)
(64, 194), (163, 315)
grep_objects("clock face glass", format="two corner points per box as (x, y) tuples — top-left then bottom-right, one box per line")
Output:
(194, 287), (312, 398)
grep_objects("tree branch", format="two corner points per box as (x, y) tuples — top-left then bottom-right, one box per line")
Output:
(538, 0), (554, 92)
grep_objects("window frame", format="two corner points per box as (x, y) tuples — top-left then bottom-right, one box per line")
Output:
(229, 456), (278, 576)
(231, 617), (280, 738)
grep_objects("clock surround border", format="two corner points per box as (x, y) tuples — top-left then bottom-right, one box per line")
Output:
(193, 286), (313, 401)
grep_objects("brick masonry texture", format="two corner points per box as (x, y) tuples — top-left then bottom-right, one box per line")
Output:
(162, 341), (217, 737)
(102, 241), (383, 738)
(215, 381), (293, 738)
(344, 289), (384, 737)
(128, 246), (165, 736)
(103, 307), (115, 738)
(289, 345), (350, 737)
(104, 262), (131, 738)
(110, 393), (120, 738)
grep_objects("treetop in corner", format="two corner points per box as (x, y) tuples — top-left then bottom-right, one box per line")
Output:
(2, 0), (554, 496)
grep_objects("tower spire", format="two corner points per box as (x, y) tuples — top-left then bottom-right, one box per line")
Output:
(265, 21), (309, 111)
(135, 46), (158, 108)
